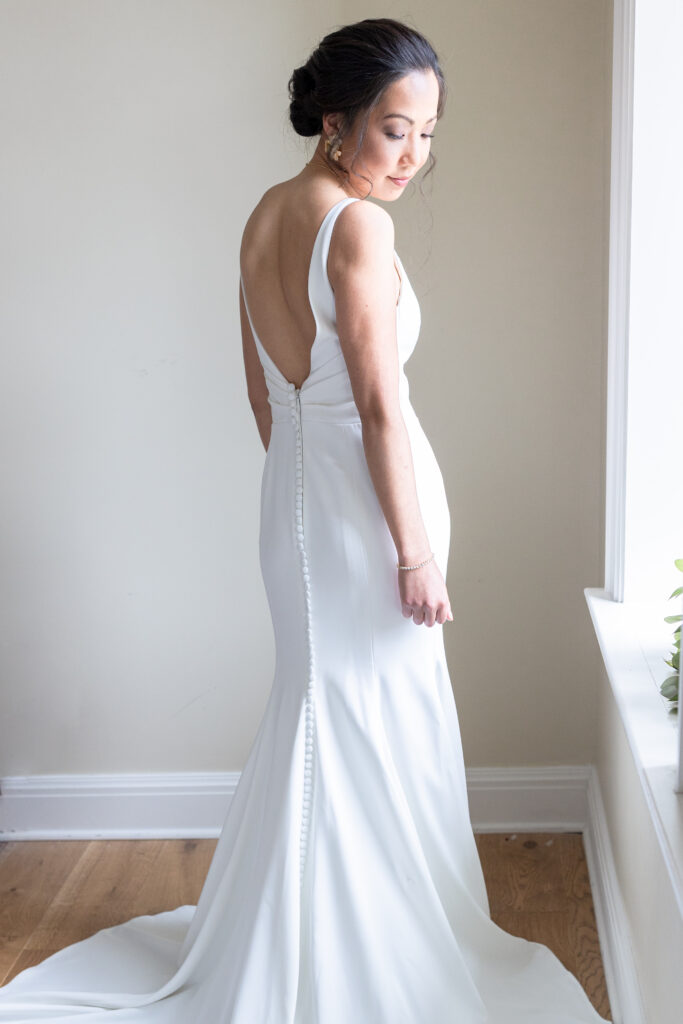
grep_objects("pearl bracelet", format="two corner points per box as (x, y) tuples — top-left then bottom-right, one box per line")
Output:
(397, 552), (435, 571)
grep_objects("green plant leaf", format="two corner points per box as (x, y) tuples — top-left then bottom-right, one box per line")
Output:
(660, 676), (679, 700)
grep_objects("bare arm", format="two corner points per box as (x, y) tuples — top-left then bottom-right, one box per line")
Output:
(328, 201), (452, 627)
(239, 277), (272, 452)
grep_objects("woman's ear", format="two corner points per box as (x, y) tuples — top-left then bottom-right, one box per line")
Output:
(321, 112), (343, 139)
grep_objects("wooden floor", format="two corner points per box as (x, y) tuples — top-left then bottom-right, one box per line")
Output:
(475, 832), (611, 1019)
(0, 831), (611, 1019)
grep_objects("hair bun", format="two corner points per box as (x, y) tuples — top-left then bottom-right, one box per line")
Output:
(288, 64), (322, 137)
(292, 64), (315, 95)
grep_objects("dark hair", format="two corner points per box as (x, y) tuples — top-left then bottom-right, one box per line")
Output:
(288, 18), (446, 196)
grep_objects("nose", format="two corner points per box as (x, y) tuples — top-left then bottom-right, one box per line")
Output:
(401, 134), (421, 170)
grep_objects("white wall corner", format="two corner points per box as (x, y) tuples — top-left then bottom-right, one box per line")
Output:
(584, 764), (648, 1024)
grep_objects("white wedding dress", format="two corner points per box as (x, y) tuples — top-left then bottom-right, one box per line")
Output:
(0, 196), (610, 1022)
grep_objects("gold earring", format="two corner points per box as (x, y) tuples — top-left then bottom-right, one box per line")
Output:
(324, 134), (342, 162)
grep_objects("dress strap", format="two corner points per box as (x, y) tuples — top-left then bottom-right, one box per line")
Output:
(308, 197), (360, 314)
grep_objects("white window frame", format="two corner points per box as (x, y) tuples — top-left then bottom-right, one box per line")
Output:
(590, 0), (682, 918)
(603, 0), (682, 792)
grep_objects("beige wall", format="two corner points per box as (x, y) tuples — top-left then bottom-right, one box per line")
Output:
(0, 0), (613, 774)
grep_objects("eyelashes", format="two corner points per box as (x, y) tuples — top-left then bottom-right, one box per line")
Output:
(385, 132), (435, 141)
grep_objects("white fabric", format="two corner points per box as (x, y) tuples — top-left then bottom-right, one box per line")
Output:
(0, 196), (609, 1022)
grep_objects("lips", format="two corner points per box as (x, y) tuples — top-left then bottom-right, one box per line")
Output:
(389, 176), (411, 186)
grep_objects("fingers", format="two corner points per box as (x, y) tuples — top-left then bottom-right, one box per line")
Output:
(401, 603), (453, 626)
(439, 602), (454, 624)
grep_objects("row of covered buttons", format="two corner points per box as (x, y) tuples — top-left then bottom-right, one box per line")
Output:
(291, 384), (317, 884)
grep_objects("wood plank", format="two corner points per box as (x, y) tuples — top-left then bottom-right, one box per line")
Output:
(22, 840), (215, 953)
(0, 841), (90, 984)
(474, 831), (611, 1020)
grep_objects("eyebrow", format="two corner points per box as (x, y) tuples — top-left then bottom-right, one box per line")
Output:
(382, 113), (438, 125)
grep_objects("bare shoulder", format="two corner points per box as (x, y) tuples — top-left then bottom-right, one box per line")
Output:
(239, 183), (288, 257)
(336, 196), (394, 238)
(328, 199), (395, 280)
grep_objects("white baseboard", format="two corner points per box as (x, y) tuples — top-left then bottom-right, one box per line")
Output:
(0, 764), (642, 1024)
(0, 764), (592, 840)
(0, 772), (239, 840)
(465, 763), (595, 831)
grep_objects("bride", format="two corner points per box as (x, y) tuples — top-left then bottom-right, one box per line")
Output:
(0, 16), (609, 1023)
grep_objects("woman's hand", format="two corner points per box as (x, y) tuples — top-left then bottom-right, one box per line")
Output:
(399, 559), (453, 626)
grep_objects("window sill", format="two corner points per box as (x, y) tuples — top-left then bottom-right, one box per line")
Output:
(584, 587), (683, 917)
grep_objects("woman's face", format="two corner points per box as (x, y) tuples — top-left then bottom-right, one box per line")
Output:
(325, 69), (440, 201)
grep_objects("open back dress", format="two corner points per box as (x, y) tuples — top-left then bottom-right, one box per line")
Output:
(0, 196), (609, 1023)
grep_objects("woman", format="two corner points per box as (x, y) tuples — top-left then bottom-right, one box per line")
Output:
(0, 17), (609, 1024)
